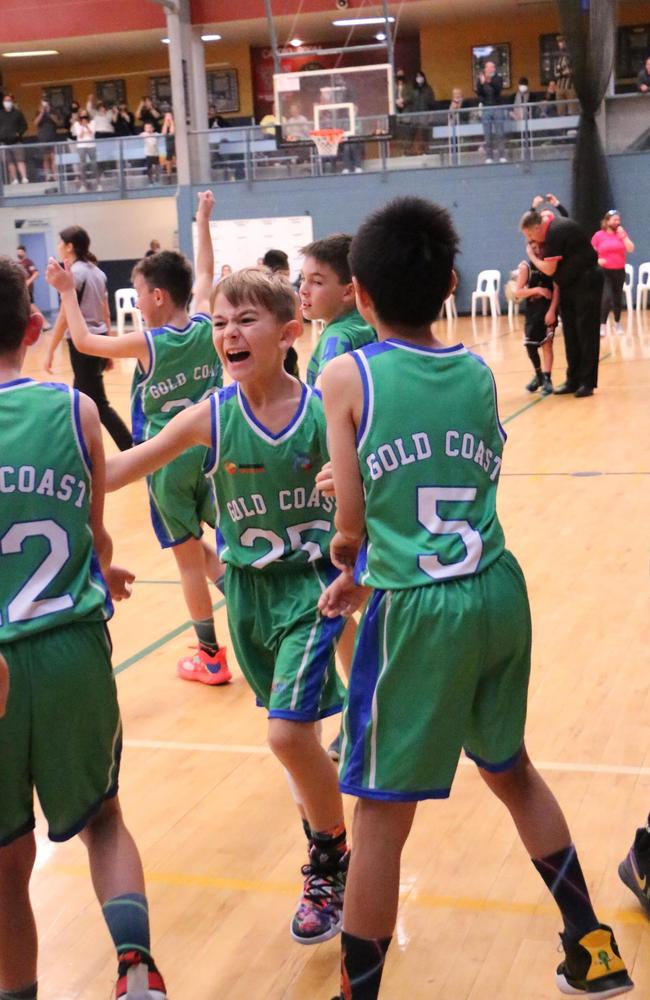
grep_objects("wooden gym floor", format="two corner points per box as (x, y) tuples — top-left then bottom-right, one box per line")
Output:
(19, 311), (650, 999)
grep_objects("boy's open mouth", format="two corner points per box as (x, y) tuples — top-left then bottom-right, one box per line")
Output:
(226, 350), (250, 363)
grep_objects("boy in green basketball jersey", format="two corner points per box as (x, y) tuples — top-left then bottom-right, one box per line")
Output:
(0, 258), (167, 1000)
(45, 192), (230, 687)
(78, 267), (351, 946)
(318, 198), (633, 999)
(300, 234), (376, 389)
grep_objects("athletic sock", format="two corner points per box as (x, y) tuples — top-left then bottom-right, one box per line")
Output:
(340, 931), (392, 1000)
(525, 344), (541, 370)
(636, 815), (650, 853)
(302, 817), (312, 843)
(102, 892), (151, 959)
(532, 844), (599, 939)
(192, 617), (219, 656)
(310, 822), (347, 867)
(0, 986), (38, 1000)
(214, 573), (226, 596)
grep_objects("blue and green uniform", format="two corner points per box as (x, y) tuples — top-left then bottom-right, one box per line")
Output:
(305, 308), (376, 387)
(131, 313), (222, 547)
(204, 382), (345, 719)
(339, 340), (531, 801)
(0, 378), (119, 844)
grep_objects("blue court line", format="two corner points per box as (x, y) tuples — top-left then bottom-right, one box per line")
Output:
(113, 598), (226, 676)
(501, 350), (613, 425)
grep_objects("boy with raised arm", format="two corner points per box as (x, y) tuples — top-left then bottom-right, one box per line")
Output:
(318, 197), (633, 999)
(49, 264), (351, 947)
(46, 192), (230, 686)
(0, 257), (167, 1000)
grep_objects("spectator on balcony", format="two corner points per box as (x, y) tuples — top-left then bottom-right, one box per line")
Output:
(394, 69), (414, 113)
(208, 104), (227, 129)
(553, 36), (575, 113)
(475, 60), (506, 163)
(447, 87), (466, 118)
(161, 110), (176, 182)
(34, 98), (60, 181)
(140, 122), (160, 185)
(538, 79), (558, 118)
(0, 94), (28, 185)
(145, 239), (161, 257)
(137, 96), (161, 132)
(511, 77), (532, 120)
(71, 111), (100, 192)
(113, 102), (136, 137)
(86, 97), (115, 140)
(638, 56), (650, 93)
(65, 100), (81, 134)
(405, 70), (436, 155)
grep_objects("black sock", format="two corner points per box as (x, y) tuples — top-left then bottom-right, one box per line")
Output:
(301, 817), (312, 843)
(0, 986), (38, 1000)
(310, 823), (347, 867)
(192, 617), (218, 655)
(532, 845), (599, 939)
(340, 931), (392, 1000)
(526, 344), (541, 371)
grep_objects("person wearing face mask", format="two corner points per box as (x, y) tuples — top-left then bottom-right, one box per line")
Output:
(0, 94), (29, 184)
(394, 69), (414, 113)
(406, 70), (435, 155)
(475, 60), (506, 163)
(511, 77), (531, 121)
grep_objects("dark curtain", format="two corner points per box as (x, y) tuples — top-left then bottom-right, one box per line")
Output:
(556, 0), (615, 233)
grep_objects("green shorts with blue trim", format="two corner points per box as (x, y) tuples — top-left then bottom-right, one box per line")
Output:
(339, 549), (531, 801)
(0, 620), (122, 845)
(224, 561), (346, 721)
(147, 444), (215, 548)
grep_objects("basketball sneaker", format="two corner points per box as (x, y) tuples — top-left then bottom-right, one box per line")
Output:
(541, 373), (554, 396)
(618, 822), (650, 917)
(291, 847), (349, 945)
(115, 950), (167, 999)
(556, 924), (633, 997)
(176, 645), (231, 685)
(526, 373), (542, 393)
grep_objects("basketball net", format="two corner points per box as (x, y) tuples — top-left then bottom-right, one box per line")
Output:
(309, 128), (345, 158)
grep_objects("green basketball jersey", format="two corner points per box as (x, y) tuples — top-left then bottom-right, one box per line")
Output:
(306, 308), (376, 387)
(204, 383), (335, 571)
(131, 312), (222, 442)
(352, 340), (506, 589)
(0, 379), (111, 643)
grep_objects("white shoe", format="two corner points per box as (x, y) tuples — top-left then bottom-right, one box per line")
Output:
(614, 322), (624, 334)
(354, 166), (363, 173)
(485, 158), (493, 164)
(599, 324), (607, 337)
(21, 176), (29, 184)
(499, 157), (507, 163)
(10, 178), (19, 185)
(341, 168), (349, 174)
(78, 184), (87, 192)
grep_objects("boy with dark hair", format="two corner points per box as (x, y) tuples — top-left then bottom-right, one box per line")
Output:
(261, 247), (301, 378)
(0, 256), (167, 1000)
(300, 233), (376, 388)
(318, 196), (633, 999)
(49, 264), (351, 948)
(46, 192), (230, 687)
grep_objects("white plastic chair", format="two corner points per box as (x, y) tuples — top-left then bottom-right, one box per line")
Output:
(636, 262), (650, 313)
(471, 270), (501, 318)
(623, 263), (634, 313)
(115, 288), (143, 335)
(444, 293), (457, 320)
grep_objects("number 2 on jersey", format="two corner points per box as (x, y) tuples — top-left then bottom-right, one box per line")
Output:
(239, 519), (330, 569)
(417, 486), (483, 580)
(0, 519), (73, 625)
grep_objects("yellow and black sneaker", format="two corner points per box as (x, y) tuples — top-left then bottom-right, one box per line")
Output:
(556, 924), (634, 997)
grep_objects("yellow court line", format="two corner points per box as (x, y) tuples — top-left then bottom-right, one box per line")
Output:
(40, 863), (649, 927)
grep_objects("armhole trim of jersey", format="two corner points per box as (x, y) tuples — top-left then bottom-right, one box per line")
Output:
(467, 352), (507, 444)
(71, 388), (93, 475)
(352, 351), (373, 450)
(138, 328), (155, 379)
(204, 392), (220, 477)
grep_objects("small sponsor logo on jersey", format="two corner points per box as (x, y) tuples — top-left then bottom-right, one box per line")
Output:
(292, 450), (313, 472)
(224, 461), (265, 475)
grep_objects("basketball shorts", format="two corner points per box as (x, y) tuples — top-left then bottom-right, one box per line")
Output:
(0, 621), (122, 845)
(224, 561), (346, 721)
(339, 549), (531, 801)
(147, 444), (215, 548)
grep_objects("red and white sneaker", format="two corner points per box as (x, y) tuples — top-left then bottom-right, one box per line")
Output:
(176, 645), (231, 686)
(115, 950), (167, 999)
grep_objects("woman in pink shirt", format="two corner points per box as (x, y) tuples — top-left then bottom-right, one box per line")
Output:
(592, 210), (635, 335)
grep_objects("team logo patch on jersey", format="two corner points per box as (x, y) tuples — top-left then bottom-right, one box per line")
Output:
(224, 461), (265, 475)
(292, 450), (313, 472)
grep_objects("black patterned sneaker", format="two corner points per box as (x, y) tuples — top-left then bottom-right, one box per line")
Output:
(619, 826), (650, 918)
(526, 373), (542, 392)
(541, 373), (554, 396)
(116, 950), (167, 999)
(290, 850), (349, 945)
(556, 924), (633, 997)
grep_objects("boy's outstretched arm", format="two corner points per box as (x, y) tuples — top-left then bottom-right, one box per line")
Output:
(106, 398), (212, 492)
(193, 190), (215, 315)
(45, 259), (148, 365)
(320, 354), (366, 570)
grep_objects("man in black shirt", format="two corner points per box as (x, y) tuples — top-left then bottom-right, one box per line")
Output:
(0, 95), (28, 184)
(520, 210), (603, 397)
(475, 60), (506, 163)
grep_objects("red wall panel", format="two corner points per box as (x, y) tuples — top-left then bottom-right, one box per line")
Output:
(2, 0), (164, 43)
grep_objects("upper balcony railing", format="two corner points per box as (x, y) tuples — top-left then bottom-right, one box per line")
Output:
(1, 96), (646, 199)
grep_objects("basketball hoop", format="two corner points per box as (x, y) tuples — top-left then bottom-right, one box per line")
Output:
(310, 128), (345, 158)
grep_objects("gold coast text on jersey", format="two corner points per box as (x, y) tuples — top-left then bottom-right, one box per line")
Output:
(0, 465), (87, 508)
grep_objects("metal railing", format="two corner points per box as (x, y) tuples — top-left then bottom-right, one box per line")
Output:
(0, 99), (587, 196)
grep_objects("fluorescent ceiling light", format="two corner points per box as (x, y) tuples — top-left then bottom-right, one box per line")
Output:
(2, 49), (60, 58)
(289, 38), (303, 47)
(162, 37), (170, 44)
(201, 34), (222, 41)
(333, 17), (395, 26)
(375, 32), (387, 41)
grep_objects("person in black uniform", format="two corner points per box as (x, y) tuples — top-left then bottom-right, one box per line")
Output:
(514, 239), (558, 394)
(520, 209), (603, 398)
